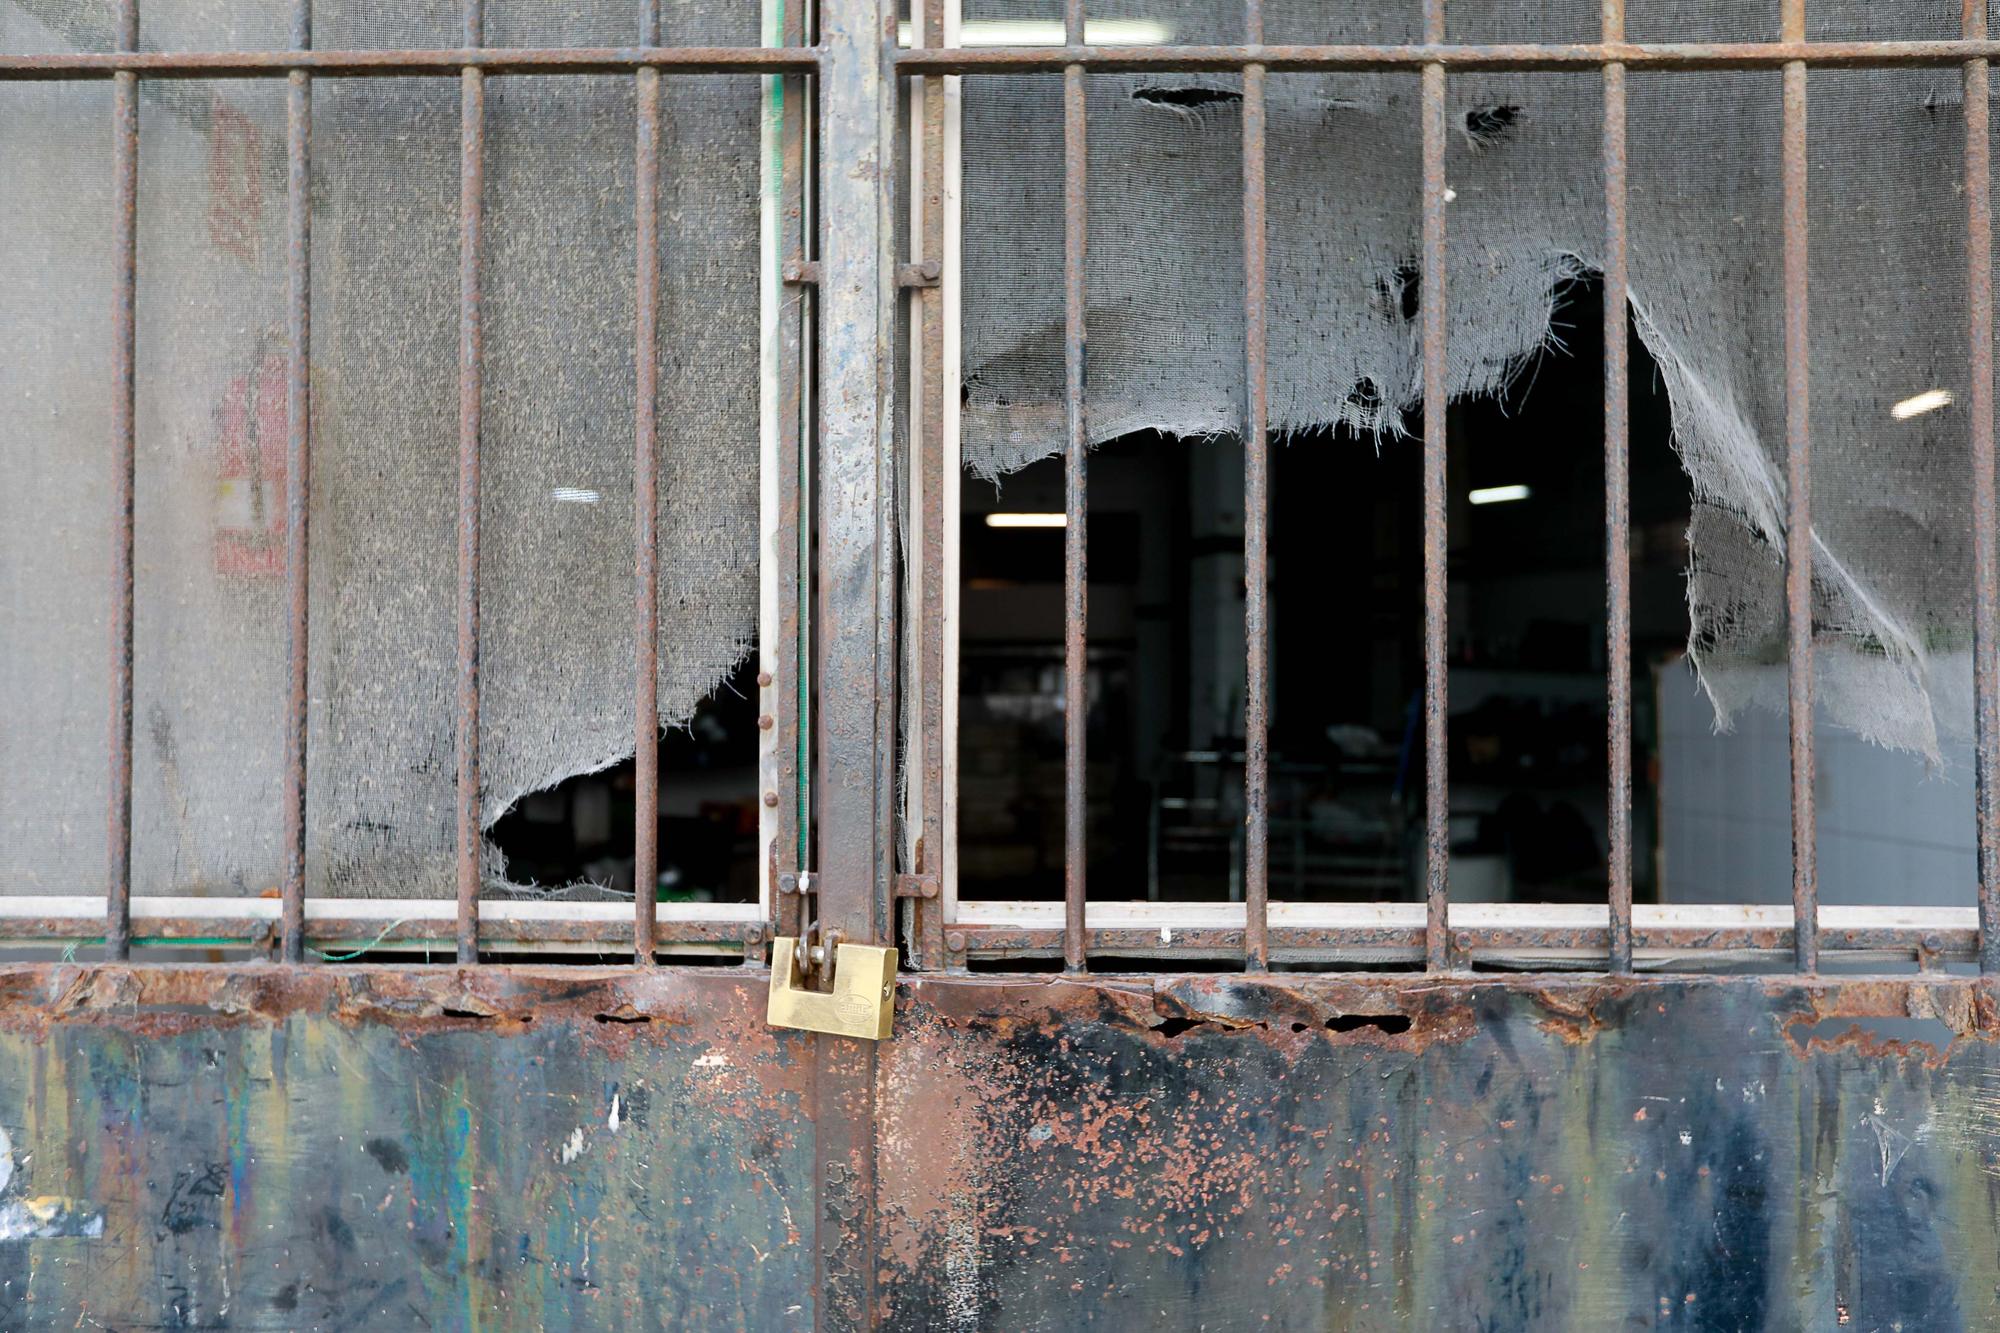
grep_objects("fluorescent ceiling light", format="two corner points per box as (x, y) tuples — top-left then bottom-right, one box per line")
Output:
(898, 19), (1174, 47)
(551, 486), (602, 504)
(1891, 388), (1953, 420)
(985, 512), (1068, 528)
(1468, 484), (1531, 506)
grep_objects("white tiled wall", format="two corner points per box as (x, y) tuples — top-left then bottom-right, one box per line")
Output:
(1657, 664), (1975, 906)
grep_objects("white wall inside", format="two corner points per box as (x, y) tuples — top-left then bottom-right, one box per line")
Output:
(1658, 661), (1974, 907)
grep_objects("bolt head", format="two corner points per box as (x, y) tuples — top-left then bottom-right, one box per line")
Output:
(756, 671), (774, 688)
(763, 791), (780, 808)
(945, 931), (966, 952)
(758, 714), (775, 731)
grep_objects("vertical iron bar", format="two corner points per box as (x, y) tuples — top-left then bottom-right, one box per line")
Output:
(634, 0), (662, 965)
(914, 0), (949, 966)
(1602, 0), (1632, 974)
(1064, 0), (1096, 972)
(1420, 0), (1449, 972)
(1781, 0), (1816, 973)
(1061, 0), (1089, 973)
(1968, 0), (2000, 973)
(811, 0), (894, 1319)
(1241, 0), (1269, 972)
(772, 0), (809, 946)
(106, 0), (138, 963)
(813, 0), (896, 949)
(455, 0), (486, 964)
(281, 0), (314, 964)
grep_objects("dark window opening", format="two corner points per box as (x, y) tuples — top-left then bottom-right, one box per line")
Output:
(486, 655), (763, 905)
(957, 275), (1690, 908)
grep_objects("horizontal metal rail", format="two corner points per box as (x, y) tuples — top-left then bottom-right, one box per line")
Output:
(0, 898), (765, 953)
(895, 39), (2000, 73)
(948, 902), (1982, 967)
(0, 47), (819, 79)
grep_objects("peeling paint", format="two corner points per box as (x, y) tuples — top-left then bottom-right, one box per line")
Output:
(0, 966), (1990, 1327)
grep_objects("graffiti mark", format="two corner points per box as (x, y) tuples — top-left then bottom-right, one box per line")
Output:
(159, 1163), (228, 1237)
(208, 95), (264, 261)
(0, 1129), (103, 1241)
(213, 347), (288, 578)
(0, 1197), (105, 1242)
(364, 1138), (411, 1176)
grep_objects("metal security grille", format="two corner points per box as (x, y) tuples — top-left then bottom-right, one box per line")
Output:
(9, 3), (2000, 977)
(901, 3), (2000, 974)
(0, 5), (815, 963)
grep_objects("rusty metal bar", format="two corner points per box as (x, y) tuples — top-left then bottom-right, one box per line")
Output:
(633, 0), (663, 967)
(5, 898), (1984, 959)
(1602, 0), (1632, 975)
(811, 4), (892, 1316)
(814, 0), (897, 948)
(281, 0), (314, 965)
(1061, 0), (1089, 974)
(15, 39), (2000, 82)
(0, 900), (764, 953)
(894, 40), (2000, 75)
(1966, 4), (2000, 973)
(912, 0), (950, 968)
(105, 0), (138, 964)
(1781, 0), (1816, 973)
(948, 912), (1983, 965)
(0, 48), (819, 80)
(770, 0), (810, 947)
(1420, 0), (1449, 973)
(455, 0), (486, 964)
(1240, 0), (1269, 973)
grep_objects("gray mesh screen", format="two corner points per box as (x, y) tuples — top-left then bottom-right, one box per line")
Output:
(0, 1), (762, 897)
(959, 0), (1993, 763)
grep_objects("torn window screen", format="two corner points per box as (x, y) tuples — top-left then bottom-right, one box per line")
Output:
(0, 1), (761, 898)
(961, 0), (1992, 763)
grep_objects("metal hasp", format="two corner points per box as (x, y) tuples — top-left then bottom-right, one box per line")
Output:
(767, 938), (898, 1039)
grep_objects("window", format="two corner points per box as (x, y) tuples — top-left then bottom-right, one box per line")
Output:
(899, 2), (2000, 975)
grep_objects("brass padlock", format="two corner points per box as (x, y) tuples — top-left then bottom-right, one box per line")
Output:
(766, 937), (897, 1040)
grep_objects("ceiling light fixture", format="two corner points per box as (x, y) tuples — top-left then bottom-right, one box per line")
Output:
(984, 512), (1068, 529)
(1891, 389), (1954, 420)
(898, 18), (1174, 47)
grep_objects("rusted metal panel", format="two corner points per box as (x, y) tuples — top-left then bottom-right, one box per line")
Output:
(0, 966), (816, 1329)
(880, 973), (2000, 1329)
(3, 966), (2000, 1328)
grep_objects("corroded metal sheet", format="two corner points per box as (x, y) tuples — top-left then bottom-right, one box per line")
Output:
(0, 966), (1996, 1329)
(883, 973), (2000, 1331)
(0, 967), (816, 1330)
